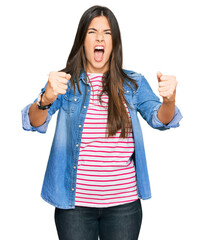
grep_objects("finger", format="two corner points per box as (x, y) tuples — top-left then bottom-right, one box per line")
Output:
(158, 81), (169, 87)
(57, 73), (71, 81)
(158, 86), (169, 92)
(65, 73), (71, 80)
(49, 71), (67, 78)
(157, 71), (162, 82)
(56, 71), (68, 78)
(159, 91), (170, 98)
(56, 85), (68, 95)
(57, 82), (68, 90)
(56, 76), (69, 84)
(160, 75), (175, 81)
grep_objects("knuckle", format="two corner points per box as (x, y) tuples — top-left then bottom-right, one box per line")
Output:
(49, 72), (56, 82)
(49, 71), (55, 77)
(59, 72), (66, 77)
(53, 91), (58, 97)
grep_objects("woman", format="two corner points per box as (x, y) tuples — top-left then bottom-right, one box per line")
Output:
(22, 5), (182, 240)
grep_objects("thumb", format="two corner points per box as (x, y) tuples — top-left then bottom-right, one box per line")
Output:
(157, 71), (162, 82)
(66, 73), (71, 80)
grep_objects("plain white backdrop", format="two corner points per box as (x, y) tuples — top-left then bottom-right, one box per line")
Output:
(1, 0), (204, 239)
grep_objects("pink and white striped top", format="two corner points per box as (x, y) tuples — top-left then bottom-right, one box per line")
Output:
(75, 73), (138, 208)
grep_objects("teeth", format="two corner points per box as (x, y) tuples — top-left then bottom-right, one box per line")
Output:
(95, 46), (104, 50)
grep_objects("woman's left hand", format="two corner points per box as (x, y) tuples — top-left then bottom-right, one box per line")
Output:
(157, 72), (177, 102)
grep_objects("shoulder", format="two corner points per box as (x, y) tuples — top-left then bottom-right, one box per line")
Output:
(123, 69), (142, 77)
(123, 69), (145, 89)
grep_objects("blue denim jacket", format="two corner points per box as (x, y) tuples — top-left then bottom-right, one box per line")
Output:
(22, 69), (183, 209)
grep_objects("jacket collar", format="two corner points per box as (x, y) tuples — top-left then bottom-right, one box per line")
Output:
(79, 70), (90, 85)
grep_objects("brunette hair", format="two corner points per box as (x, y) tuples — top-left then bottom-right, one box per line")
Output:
(61, 5), (138, 138)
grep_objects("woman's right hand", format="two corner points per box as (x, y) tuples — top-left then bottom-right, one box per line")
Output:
(42, 72), (71, 105)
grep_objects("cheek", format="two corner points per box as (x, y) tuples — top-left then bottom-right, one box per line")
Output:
(84, 48), (91, 61)
(106, 37), (113, 53)
(106, 42), (113, 56)
(84, 46), (90, 58)
(84, 40), (93, 58)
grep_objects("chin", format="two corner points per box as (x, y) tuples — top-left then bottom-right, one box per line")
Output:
(93, 61), (109, 72)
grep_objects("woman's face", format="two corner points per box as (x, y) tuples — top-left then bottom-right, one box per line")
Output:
(84, 16), (113, 73)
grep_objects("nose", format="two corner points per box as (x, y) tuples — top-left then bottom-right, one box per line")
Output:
(96, 32), (104, 42)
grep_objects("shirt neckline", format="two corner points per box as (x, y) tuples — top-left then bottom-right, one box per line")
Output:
(87, 73), (104, 76)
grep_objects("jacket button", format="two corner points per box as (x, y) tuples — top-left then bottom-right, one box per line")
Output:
(72, 188), (74, 191)
(73, 166), (76, 169)
(126, 90), (129, 93)
(76, 144), (79, 147)
(74, 98), (77, 101)
(83, 106), (87, 108)
(79, 125), (82, 128)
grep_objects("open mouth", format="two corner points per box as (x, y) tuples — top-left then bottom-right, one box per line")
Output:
(94, 46), (105, 62)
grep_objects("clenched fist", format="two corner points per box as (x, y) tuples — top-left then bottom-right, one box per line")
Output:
(42, 72), (71, 105)
(157, 72), (177, 102)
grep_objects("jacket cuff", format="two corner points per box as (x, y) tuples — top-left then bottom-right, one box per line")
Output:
(152, 104), (183, 129)
(21, 104), (52, 133)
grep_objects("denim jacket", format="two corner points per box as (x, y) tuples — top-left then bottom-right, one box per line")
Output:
(22, 69), (183, 209)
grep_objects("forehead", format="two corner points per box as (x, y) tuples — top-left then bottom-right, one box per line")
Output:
(88, 16), (111, 29)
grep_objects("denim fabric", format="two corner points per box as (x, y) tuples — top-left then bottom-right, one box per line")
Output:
(55, 199), (142, 240)
(21, 69), (183, 209)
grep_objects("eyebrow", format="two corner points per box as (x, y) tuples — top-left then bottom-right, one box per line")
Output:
(88, 28), (111, 32)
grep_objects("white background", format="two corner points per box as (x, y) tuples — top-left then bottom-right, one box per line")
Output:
(1, 0), (204, 239)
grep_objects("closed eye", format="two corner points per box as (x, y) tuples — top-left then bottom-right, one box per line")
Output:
(104, 29), (112, 35)
(88, 28), (96, 34)
(87, 28), (111, 35)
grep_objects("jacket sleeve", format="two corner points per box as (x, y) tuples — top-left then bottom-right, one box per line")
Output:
(21, 84), (62, 133)
(135, 75), (183, 130)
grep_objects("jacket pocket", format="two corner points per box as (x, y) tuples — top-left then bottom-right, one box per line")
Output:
(62, 93), (82, 114)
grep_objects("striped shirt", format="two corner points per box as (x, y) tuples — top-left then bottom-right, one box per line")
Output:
(75, 73), (138, 208)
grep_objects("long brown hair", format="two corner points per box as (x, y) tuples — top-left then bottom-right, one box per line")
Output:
(61, 5), (138, 138)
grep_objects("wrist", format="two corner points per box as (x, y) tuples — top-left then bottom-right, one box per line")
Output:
(36, 91), (53, 110)
(41, 92), (53, 106)
(162, 97), (176, 105)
